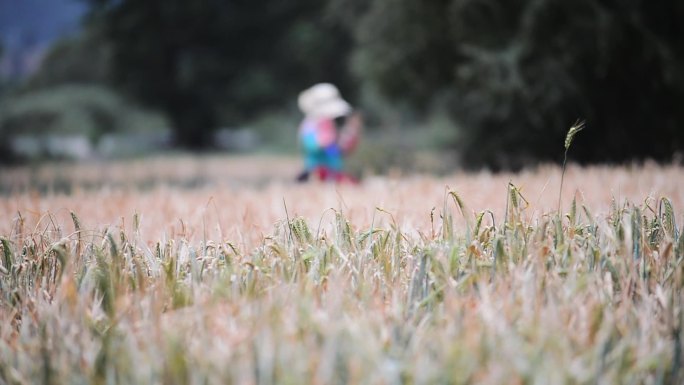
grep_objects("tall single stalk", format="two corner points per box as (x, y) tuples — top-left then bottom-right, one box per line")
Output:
(558, 120), (585, 214)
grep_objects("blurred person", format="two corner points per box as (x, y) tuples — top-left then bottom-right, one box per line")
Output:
(296, 83), (362, 183)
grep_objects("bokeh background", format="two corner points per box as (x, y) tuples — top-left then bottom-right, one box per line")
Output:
(1, 0), (683, 172)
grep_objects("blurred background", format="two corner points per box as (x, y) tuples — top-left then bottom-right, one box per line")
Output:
(1, 0), (683, 173)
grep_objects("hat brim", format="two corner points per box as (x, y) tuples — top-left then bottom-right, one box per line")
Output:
(307, 99), (351, 119)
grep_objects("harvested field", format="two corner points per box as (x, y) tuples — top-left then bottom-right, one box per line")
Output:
(1, 156), (684, 384)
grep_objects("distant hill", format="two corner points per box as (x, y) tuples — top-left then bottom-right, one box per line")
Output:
(0, 0), (86, 78)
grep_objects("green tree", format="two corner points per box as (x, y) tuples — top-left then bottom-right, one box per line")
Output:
(85, 0), (356, 148)
(336, 0), (684, 169)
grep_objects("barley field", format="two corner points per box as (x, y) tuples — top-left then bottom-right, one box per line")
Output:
(1, 156), (684, 384)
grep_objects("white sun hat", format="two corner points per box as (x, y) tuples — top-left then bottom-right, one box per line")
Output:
(298, 83), (351, 119)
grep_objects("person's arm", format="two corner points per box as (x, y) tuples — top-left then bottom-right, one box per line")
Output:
(339, 112), (363, 154)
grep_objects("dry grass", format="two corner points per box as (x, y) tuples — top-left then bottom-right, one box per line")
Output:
(1, 156), (684, 384)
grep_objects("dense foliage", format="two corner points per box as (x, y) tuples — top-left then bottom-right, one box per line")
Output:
(14, 0), (683, 166)
(336, 0), (684, 169)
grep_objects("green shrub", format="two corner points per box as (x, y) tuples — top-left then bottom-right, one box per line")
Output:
(0, 84), (168, 142)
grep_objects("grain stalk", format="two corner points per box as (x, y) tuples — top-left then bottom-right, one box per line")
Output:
(558, 120), (585, 214)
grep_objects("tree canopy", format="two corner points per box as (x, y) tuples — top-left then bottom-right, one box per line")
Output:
(336, 0), (684, 168)
(85, 0), (356, 147)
